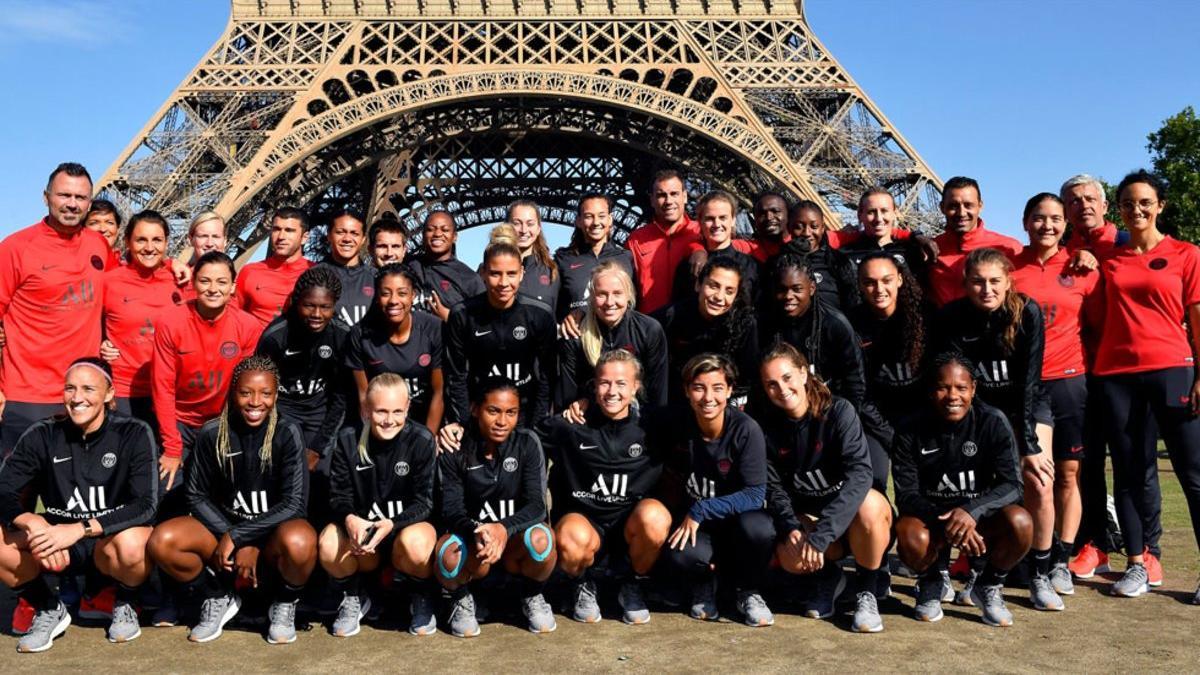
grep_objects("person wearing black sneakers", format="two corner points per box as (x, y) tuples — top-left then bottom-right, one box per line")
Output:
(506, 200), (560, 312)
(554, 193), (635, 331)
(147, 356), (316, 644)
(320, 374), (438, 637)
(406, 210), (485, 322)
(893, 353), (1032, 627)
(442, 229), (557, 432)
(0, 358), (157, 652)
(434, 378), (557, 637)
(346, 264), (444, 433)
(759, 344), (892, 633)
(659, 354), (774, 627)
(657, 258), (759, 409)
(317, 209), (374, 327)
(539, 350), (670, 625)
(935, 247), (1056, 611)
(557, 262), (668, 411)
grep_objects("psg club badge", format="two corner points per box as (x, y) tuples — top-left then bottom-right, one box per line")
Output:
(418, 353), (432, 367)
(363, 285), (374, 297)
(220, 341), (239, 359)
(1057, 274), (1075, 288)
(628, 443), (644, 458)
(961, 441), (978, 457)
(90, 255), (105, 270)
(502, 457), (519, 473)
(394, 461), (410, 477)
(318, 345), (333, 359)
(512, 326), (527, 340)
(717, 458), (733, 474)
(440, 279), (451, 292)
(539, 274), (550, 286)
(1149, 258), (1168, 270)
(101, 452), (118, 469)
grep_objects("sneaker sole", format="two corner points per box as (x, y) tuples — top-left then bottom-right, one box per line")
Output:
(527, 622), (557, 634)
(1111, 583), (1149, 598)
(409, 622), (437, 637)
(1148, 577), (1164, 587)
(689, 610), (719, 621)
(915, 607), (943, 623)
(1071, 563), (1109, 579)
(744, 617), (775, 627)
(852, 621), (884, 633)
(188, 597), (241, 644)
(621, 613), (651, 625)
(1031, 598), (1065, 612)
(267, 633), (297, 645)
(108, 626), (143, 643)
(16, 613), (71, 653)
(571, 612), (602, 624)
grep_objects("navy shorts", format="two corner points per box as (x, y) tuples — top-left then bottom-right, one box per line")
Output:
(1046, 375), (1087, 460)
(1033, 384), (1055, 427)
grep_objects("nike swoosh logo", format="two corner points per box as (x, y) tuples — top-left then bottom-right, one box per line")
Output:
(569, 263), (584, 269)
(226, 451), (242, 458)
(474, 330), (492, 337)
(368, 360), (384, 366)
(466, 464), (485, 471)
(579, 444), (599, 450)
(284, 349), (302, 356)
(53, 456), (71, 463)
(177, 349), (194, 355)
(356, 464), (372, 472)
(961, 336), (980, 343)
(920, 447), (940, 455)
(123, 297), (135, 304)
(42, 264), (56, 271)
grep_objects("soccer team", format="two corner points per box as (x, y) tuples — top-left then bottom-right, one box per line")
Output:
(1, 161), (1198, 653)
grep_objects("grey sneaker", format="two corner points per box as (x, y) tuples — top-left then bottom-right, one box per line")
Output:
(1111, 563), (1149, 598)
(1029, 573), (1065, 611)
(188, 594), (241, 643)
(448, 590), (480, 638)
(954, 568), (980, 607)
(267, 600), (298, 644)
(689, 576), (719, 621)
(851, 591), (883, 633)
(1049, 562), (1075, 595)
(571, 578), (601, 623)
(408, 592), (436, 636)
(1192, 579), (1200, 606)
(522, 593), (557, 634)
(16, 602), (70, 653)
(913, 573), (945, 622)
(107, 601), (142, 643)
(805, 566), (846, 619)
(736, 591), (774, 627)
(331, 594), (368, 637)
(151, 596), (178, 627)
(618, 580), (651, 625)
(970, 583), (1014, 627)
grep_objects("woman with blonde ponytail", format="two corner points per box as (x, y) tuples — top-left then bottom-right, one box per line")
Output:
(147, 355), (316, 645)
(557, 262), (668, 410)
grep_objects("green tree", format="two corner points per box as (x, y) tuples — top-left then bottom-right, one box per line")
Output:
(1148, 106), (1200, 242)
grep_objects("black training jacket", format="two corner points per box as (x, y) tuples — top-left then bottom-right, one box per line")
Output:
(770, 239), (859, 311)
(345, 311), (442, 425)
(671, 246), (762, 306)
(407, 257), (486, 315)
(437, 427), (547, 537)
(556, 310), (668, 410)
(660, 406), (768, 522)
(317, 259), (376, 327)
(256, 314), (350, 455)
(848, 304), (929, 444)
(891, 402), (1023, 522)
(329, 422), (436, 530)
(553, 241), (635, 321)
(187, 416), (307, 546)
(0, 415), (157, 534)
(656, 300), (759, 408)
(519, 256), (561, 316)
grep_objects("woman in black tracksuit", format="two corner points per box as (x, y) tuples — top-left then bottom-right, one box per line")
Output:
(320, 373), (438, 638)
(433, 378), (556, 637)
(760, 252), (888, 490)
(147, 356), (315, 645)
(553, 193), (635, 323)
(759, 343), (892, 634)
(406, 210), (486, 321)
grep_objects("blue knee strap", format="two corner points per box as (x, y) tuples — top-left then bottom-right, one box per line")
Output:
(437, 535), (466, 579)
(524, 523), (553, 562)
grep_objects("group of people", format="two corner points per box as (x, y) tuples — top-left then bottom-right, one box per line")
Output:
(0, 160), (1198, 653)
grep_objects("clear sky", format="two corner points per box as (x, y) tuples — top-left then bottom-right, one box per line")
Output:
(0, 0), (1196, 260)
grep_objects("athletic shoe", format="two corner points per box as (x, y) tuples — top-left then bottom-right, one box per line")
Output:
(954, 568), (979, 607)
(571, 578), (602, 623)
(79, 586), (115, 620)
(875, 568), (893, 600)
(851, 591), (883, 633)
(151, 597), (179, 627)
(948, 554), (970, 580)
(970, 584), (1013, 627)
(267, 600), (299, 644)
(805, 566), (846, 619)
(521, 593), (556, 634)
(448, 590), (480, 638)
(1192, 578), (1200, 606)
(1029, 574), (1065, 611)
(408, 592), (436, 636)
(1111, 563), (1149, 598)
(689, 576), (719, 621)
(107, 600), (141, 643)
(11, 597), (34, 635)
(913, 572), (946, 622)
(1143, 549), (1164, 587)
(331, 594), (369, 638)
(618, 580), (651, 625)
(1069, 542), (1109, 578)
(893, 560), (918, 578)
(1049, 562), (1074, 596)
(16, 602), (70, 653)
(188, 594), (241, 643)
(736, 591), (774, 627)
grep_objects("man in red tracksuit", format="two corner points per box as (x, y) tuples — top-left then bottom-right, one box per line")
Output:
(925, 177), (1023, 307)
(0, 163), (114, 456)
(235, 206), (315, 327)
(626, 169), (701, 314)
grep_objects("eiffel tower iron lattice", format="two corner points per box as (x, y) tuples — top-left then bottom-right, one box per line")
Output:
(95, 0), (943, 260)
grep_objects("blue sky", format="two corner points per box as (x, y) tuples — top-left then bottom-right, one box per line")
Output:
(0, 0), (1196, 261)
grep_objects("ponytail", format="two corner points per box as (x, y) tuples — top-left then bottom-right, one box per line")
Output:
(965, 248), (1022, 355)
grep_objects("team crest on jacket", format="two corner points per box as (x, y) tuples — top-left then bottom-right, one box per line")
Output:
(628, 443), (644, 458)
(440, 279), (451, 291)
(363, 285), (374, 297)
(1149, 258), (1168, 270)
(539, 274), (550, 286)
(502, 457), (519, 472)
(171, 291), (183, 305)
(717, 458), (733, 474)
(394, 461), (410, 477)
(1057, 274), (1075, 288)
(101, 452), (118, 469)
(418, 353), (431, 367)
(90, 255), (105, 270)
(813, 271), (825, 284)
(220, 341), (238, 359)
(318, 345), (333, 359)
(962, 441), (978, 457)
(512, 326), (527, 340)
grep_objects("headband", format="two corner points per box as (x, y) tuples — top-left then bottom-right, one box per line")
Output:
(68, 362), (113, 385)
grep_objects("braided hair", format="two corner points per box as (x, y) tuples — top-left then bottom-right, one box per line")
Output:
(767, 252), (822, 366)
(856, 251), (926, 369)
(926, 350), (978, 391)
(287, 265), (342, 320)
(216, 355), (280, 477)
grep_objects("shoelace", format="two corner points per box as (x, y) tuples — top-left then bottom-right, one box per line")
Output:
(200, 597), (226, 625)
(526, 594), (551, 612)
(856, 591), (877, 612)
(578, 581), (599, 603)
(453, 594), (476, 619)
(339, 596), (361, 618)
(980, 585), (1004, 605)
(742, 593), (768, 612)
(271, 601), (296, 624)
(30, 606), (62, 633)
(112, 603), (138, 624)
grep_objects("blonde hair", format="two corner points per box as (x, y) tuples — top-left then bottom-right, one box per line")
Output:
(216, 355), (279, 476)
(595, 349), (643, 400)
(580, 262), (637, 366)
(357, 373), (410, 464)
(188, 211), (225, 238)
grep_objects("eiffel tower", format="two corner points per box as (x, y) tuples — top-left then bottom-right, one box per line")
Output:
(96, 0), (943, 259)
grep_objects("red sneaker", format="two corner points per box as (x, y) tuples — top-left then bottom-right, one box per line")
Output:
(948, 553), (971, 580)
(79, 585), (115, 620)
(11, 596), (34, 635)
(1143, 549), (1164, 587)
(1069, 542), (1110, 579)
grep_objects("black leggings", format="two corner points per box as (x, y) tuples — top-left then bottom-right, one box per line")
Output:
(1100, 368), (1200, 556)
(864, 434), (891, 496)
(661, 510), (774, 594)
